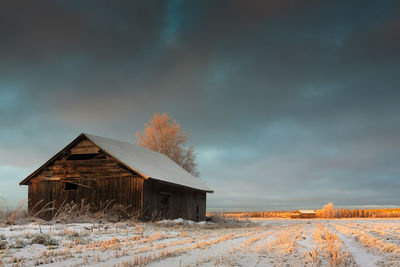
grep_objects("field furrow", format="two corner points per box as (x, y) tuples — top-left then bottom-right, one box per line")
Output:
(1, 219), (399, 266)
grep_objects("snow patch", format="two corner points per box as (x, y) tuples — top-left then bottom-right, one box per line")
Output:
(156, 218), (211, 225)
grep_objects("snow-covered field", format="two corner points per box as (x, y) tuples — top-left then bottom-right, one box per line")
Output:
(0, 218), (399, 266)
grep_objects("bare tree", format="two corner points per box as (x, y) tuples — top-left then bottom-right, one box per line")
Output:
(136, 113), (199, 176)
(321, 202), (336, 218)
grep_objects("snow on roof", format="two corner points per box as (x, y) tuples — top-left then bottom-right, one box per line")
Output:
(84, 133), (213, 193)
(297, 210), (316, 214)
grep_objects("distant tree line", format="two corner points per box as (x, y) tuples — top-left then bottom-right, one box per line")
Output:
(221, 203), (400, 219)
(223, 211), (292, 218)
(316, 202), (400, 218)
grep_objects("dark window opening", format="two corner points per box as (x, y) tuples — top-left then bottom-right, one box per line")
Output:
(197, 206), (199, 221)
(64, 182), (78, 191)
(67, 153), (104, 160)
(160, 194), (170, 207)
(91, 181), (97, 190)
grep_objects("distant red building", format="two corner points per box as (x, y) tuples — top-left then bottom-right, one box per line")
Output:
(291, 210), (316, 219)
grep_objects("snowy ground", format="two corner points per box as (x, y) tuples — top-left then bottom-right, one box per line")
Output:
(0, 218), (399, 266)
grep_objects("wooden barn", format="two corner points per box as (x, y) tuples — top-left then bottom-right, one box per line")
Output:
(290, 210), (316, 219)
(19, 133), (213, 221)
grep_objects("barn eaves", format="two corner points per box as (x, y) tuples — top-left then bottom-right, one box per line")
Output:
(20, 133), (213, 193)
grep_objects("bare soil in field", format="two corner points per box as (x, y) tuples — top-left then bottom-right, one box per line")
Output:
(0, 218), (399, 266)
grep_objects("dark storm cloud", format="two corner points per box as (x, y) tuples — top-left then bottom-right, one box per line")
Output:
(1, 0), (399, 209)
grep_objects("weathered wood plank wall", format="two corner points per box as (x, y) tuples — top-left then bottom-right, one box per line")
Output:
(28, 139), (143, 219)
(143, 179), (206, 221)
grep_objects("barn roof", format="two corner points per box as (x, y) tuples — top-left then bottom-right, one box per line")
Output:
(20, 133), (213, 193)
(297, 210), (316, 214)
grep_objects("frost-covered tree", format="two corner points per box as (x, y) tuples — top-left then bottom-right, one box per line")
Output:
(136, 113), (199, 177)
(322, 202), (336, 218)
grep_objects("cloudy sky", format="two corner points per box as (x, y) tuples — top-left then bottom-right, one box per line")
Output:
(1, 1), (400, 210)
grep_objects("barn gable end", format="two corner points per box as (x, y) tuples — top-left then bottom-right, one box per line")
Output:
(23, 135), (144, 218)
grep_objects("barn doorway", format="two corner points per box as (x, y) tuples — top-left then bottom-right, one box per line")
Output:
(159, 192), (171, 218)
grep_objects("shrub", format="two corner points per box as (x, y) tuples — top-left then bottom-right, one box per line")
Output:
(30, 234), (58, 247)
(0, 200), (28, 225)
(0, 240), (7, 250)
(206, 213), (251, 228)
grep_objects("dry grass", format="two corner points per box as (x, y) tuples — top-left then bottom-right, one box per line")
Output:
(303, 247), (321, 266)
(30, 233), (59, 247)
(334, 222), (400, 266)
(1, 218), (399, 266)
(112, 228), (261, 266)
(311, 224), (356, 267)
(1, 199), (144, 226)
(206, 212), (252, 228)
(0, 200), (28, 226)
(341, 221), (400, 241)
(267, 229), (299, 254)
(114, 248), (185, 267)
(335, 224), (400, 255)
(50, 200), (142, 223)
